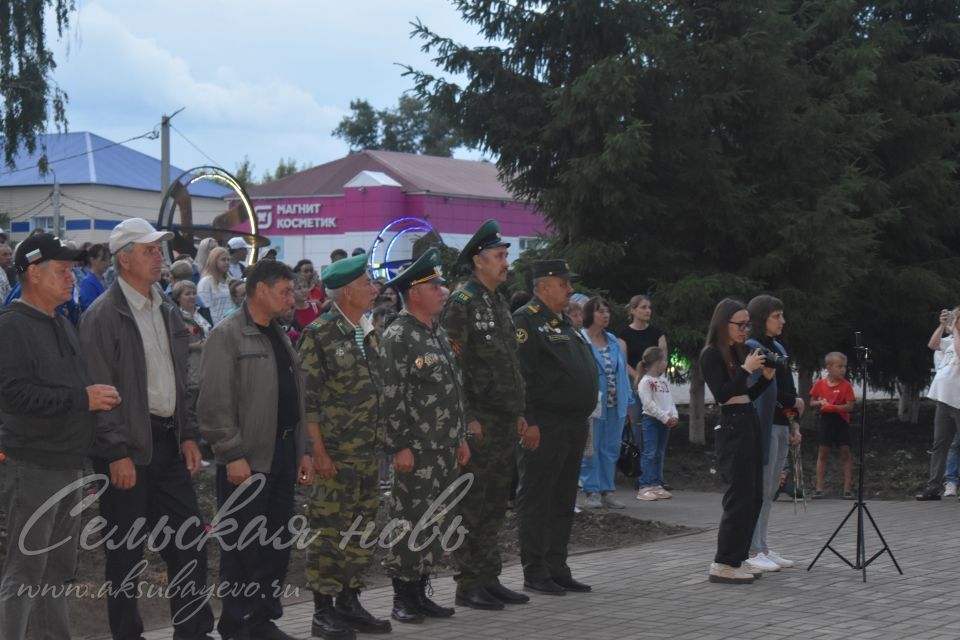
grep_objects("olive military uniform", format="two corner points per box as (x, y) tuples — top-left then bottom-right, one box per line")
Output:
(380, 310), (468, 581)
(514, 296), (598, 584)
(441, 276), (525, 589)
(298, 304), (383, 597)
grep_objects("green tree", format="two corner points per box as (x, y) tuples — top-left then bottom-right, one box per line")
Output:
(847, 1), (960, 421)
(260, 157), (302, 184)
(333, 95), (463, 156)
(409, 0), (885, 442)
(234, 156), (257, 190)
(1, 0), (74, 170)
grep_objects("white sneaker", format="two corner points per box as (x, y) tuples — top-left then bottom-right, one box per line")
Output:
(764, 550), (795, 568)
(653, 485), (673, 499)
(636, 487), (659, 501)
(708, 562), (754, 584)
(601, 493), (626, 509)
(945, 481), (958, 497)
(584, 493), (603, 509)
(745, 554), (781, 572)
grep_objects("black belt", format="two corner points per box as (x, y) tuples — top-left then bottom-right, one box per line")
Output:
(150, 414), (175, 439)
(720, 404), (754, 416)
(277, 426), (296, 440)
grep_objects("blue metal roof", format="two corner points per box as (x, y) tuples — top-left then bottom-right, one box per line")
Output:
(0, 132), (230, 198)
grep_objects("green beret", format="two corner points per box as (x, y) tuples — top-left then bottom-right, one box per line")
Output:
(458, 219), (510, 265)
(384, 247), (446, 293)
(321, 253), (369, 289)
(530, 259), (580, 281)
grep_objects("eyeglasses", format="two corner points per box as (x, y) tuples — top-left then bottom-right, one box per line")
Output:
(728, 321), (750, 331)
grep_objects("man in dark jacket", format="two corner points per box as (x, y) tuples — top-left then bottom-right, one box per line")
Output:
(80, 218), (214, 640)
(0, 234), (120, 640)
(199, 258), (314, 640)
(513, 260), (598, 595)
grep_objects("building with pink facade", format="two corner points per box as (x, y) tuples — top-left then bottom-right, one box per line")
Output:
(246, 150), (547, 269)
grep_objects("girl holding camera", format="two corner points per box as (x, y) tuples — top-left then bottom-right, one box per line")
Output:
(700, 298), (775, 584)
(745, 295), (803, 572)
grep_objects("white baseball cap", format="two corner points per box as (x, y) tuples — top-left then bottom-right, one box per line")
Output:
(228, 236), (251, 250)
(109, 218), (173, 253)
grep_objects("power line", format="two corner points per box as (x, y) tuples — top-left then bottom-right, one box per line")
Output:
(7, 192), (53, 220)
(59, 193), (139, 219)
(171, 125), (222, 168)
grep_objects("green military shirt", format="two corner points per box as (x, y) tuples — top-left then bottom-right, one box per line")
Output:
(297, 305), (383, 456)
(380, 310), (468, 453)
(513, 296), (599, 427)
(440, 276), (525, 422)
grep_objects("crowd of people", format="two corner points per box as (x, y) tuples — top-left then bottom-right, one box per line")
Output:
(0, 215), (920, 638)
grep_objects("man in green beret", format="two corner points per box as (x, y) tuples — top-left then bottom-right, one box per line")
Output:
(440, 220), (530, 610)
(297, 254), (391, 640)
(513, 260), (598, 595)
(379, 248), (471, 623)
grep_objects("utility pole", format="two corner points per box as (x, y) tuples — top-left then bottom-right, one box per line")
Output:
(52, 171), (62, 237)
(160, 107), (185, 194)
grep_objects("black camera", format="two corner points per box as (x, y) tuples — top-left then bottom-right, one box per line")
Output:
(759, 347), (789, 369)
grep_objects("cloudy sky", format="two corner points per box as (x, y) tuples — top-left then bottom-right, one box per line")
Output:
(47, 0), (489, 178)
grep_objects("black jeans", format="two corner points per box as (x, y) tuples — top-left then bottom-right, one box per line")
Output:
(713, 405), (763, 568)
(517, 416), (589, 582)
(215, 435), (297, 638)
(92, 428), (214, 640)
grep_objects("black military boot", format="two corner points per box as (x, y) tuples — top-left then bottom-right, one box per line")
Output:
(391, 579), (424, 624)
(311, 592), (357, 640)
(414, 576), (455, 618)
(336, 587), (392, 633)
(455, 584), (504, 610)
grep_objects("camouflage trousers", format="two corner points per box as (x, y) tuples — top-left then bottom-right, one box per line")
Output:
(453, 410), (518, 587)
(382, 448), (459, 582)
(305, 454), (379, 595)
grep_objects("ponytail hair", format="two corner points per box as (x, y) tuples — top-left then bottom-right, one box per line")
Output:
(639, 346), (666, 375)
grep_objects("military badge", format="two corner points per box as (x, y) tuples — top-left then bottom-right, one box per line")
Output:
(415, 356), (425, 369)
(516, 329), (528, 343)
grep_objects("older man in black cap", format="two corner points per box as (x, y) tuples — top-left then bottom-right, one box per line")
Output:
(441, 220), (529, 610)
(0, 235), (121, 640)
(513, 260), (598, 595)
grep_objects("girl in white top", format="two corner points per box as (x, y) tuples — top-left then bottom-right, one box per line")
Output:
(636, 346), (679, 501)
(197, 246), (234, 325)
(920, 307), (960, 499)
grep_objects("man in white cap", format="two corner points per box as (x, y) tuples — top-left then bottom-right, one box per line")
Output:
(227, 236), (250, 280)
(80, 218), (215, 640)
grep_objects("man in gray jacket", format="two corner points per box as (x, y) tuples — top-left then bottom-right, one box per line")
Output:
(80, 218), (214, 640)
(199, 258), (313, 640)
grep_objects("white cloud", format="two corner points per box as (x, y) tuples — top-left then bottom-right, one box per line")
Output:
(48, 0), (490, 171)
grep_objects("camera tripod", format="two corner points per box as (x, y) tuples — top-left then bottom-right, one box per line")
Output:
(807, 333), (903, 582)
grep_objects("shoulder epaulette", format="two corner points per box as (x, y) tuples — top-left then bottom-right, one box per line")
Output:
(525, 303), (540, 314)
(452, 290), (473, 305)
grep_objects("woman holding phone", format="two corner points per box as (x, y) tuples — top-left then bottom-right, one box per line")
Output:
(700, 298), (775, 584)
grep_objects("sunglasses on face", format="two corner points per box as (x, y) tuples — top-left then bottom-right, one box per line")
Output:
(728, 321), (750, 331)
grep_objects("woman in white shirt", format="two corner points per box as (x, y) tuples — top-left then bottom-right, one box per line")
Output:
(197, 246), (233, 325)
(918, 308), (960, 500)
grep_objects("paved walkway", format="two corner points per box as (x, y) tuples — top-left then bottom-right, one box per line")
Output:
(132, 488), (959, 640)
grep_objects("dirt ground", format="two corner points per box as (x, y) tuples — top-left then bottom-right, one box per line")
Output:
(12, 398), (937, 638)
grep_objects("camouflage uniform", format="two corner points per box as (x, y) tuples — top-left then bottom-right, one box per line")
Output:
(298, 305), (383, 596)
(441, 276), (525, 589)
(380, 310), (468, 581)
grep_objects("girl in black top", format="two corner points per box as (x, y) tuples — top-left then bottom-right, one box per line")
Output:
(700, 298), (774, 584)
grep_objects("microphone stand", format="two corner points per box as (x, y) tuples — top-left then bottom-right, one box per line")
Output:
(807, 334), (903, 581)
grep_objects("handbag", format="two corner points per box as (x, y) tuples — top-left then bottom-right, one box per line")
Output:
(617, 421), (642, 478)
